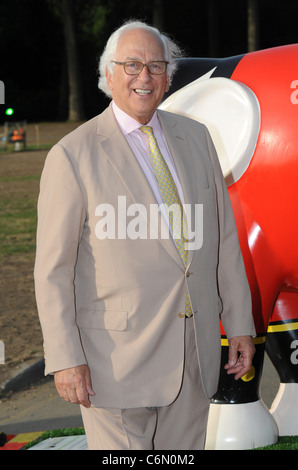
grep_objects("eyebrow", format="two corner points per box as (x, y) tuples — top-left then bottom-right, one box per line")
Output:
(124, 56), (165, 62)
(124, 57), (141, 61)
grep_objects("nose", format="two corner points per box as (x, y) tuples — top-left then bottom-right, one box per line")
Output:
(138, 65), (151, 81)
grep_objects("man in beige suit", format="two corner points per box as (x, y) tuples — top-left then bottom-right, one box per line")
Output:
(34, 20), (255, 450)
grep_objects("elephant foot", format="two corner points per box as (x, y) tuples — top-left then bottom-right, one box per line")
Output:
(205, 399), (278, 449)
(270, 383), (298, 436)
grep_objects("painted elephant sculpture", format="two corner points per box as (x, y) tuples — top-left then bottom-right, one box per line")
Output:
(160, 44), (298, 449)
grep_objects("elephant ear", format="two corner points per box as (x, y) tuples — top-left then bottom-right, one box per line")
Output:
(159, 76), (260, 186)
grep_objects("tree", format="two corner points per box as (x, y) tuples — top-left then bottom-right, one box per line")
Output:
(208, 0), (220, 57)
(62, 0), (85, 121)
(152, 0), (164, 30)
(247, 0), (259, 52)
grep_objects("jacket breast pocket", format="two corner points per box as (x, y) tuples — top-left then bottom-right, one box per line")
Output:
(76, 309), (128, 331)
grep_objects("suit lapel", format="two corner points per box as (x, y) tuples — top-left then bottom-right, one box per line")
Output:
(158, 110), (198, 268)
(96, 105), (184, 268)
(97, 105), (157, 207)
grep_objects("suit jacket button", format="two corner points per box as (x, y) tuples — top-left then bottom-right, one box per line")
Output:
(177, 312), (185, 319)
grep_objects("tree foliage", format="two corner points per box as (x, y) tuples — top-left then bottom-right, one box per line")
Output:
(0, 0), (297, 122)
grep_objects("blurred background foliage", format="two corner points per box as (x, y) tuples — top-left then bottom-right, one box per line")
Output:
(0, 0), (297, 122)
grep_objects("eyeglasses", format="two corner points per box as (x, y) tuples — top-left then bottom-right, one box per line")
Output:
(112, 60), (169, 75)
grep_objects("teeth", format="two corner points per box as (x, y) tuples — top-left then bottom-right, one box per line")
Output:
(135, 89), (151, 95)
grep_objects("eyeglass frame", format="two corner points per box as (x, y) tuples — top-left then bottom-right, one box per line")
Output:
(112, 60), (169, 76)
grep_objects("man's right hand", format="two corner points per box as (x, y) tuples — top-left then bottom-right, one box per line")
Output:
(54, 364), (95, 408)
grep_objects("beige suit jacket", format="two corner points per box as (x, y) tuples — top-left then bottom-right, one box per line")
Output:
(34, 104), (255, 408)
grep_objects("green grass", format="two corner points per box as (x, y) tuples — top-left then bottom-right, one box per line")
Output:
(23, 428), (86, 450)
(23, 428), (298, 450)
(0, 144), (52, 154)
(255, 435), (298, 450)
(0, 175), (39, 257)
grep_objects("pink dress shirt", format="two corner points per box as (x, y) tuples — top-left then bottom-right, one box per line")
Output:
(112, 101), (185, 217)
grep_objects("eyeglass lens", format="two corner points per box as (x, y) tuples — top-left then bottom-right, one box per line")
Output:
(125, 61), (167, 75)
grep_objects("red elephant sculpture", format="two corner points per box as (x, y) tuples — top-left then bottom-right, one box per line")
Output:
(160, 44), (298, 449)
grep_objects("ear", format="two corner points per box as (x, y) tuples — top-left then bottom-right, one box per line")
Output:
(160, 76), (260, 186)
(105, 69), (113, 92)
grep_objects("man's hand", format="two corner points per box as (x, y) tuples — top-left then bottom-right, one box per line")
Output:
(54, 364), (95, 408)
(224, 336), (255, 380)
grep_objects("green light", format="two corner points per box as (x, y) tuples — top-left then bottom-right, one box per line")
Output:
(5, 108), (14, 116)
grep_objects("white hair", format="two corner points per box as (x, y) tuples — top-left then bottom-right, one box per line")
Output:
(98, 20), (184, 98)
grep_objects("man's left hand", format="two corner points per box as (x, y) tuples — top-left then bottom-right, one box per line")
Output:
(224, 336), (255, 380)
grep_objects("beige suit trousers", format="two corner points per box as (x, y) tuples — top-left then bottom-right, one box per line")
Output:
(80, 318), (210, 450)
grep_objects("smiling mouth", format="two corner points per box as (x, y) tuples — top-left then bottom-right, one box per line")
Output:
(134, 89), (152, 96)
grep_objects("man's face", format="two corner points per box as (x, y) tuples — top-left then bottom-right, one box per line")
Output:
(106, 28), (170, 124)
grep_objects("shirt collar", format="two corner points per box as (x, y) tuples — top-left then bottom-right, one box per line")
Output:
(112, 101), (161, 136)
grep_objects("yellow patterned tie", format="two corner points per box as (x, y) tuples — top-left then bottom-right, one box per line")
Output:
(140, 126), (193, 318)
